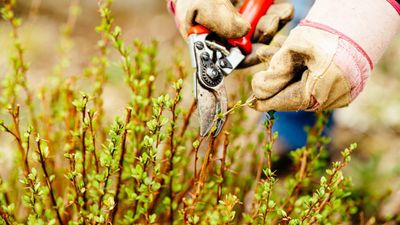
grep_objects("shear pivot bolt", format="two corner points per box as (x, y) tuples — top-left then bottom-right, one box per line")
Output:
(195, 41), (204, 50)
(206, 67), (219, 79)
(201, 52), (210, 61)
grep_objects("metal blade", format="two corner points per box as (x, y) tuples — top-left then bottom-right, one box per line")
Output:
(196, 79), (228, 137)
(197, 81), (217, 136)
(212, 84), (228, 137)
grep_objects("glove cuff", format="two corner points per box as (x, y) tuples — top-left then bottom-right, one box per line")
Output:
(299, 20), (373, 70)
(334, 37), (372, 101)
(298, 21), (372, 101)
(304, 0), (400, 65)
(386, 0), (400, 14)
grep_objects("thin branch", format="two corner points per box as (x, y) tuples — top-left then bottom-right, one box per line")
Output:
(190, 136), (216, 216)
(111, 108), (132, 223)
(2, 106), (31, 176)
(0, 207), (12, 225)
(168, 89), (180, 225)
(217, 132), (229, 202)
(80, 95), (89, 211)
(88, 112), (100, 173)
(178, 99), (196, 137)
(36, 138), (64, 225)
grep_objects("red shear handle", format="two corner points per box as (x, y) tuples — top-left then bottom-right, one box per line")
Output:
(188, 24), (209, 35)
(228, 0), (274, 54)
(188, 0), (274, 54)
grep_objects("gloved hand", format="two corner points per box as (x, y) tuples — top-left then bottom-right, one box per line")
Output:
(167, 0), (294, 67)
(251, 0), (400, 112)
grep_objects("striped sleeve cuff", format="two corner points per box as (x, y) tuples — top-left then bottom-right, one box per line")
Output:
(387, 0), (400, 14)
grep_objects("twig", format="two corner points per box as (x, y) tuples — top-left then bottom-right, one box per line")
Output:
(217, 132), (229, 202)
(172, 135), (203, 207)
(190, 136), (217, 216)
(168, 89), (180, 225)
(0, 207), (12, 225)
(282, 112), (331, 214)
(208, 96), (255, 138)
(193, 137), (205, 180)
(178, 99), (196, 137)
(36, 138), (64, 225)
(4, 0), (39, 132)
(88, 111), (100, 173)
(265, 114), (275, 170)
(98, 136), (119, 211)
(2, 106), (31, 176)
(111, 108), (132, 223)
(154, 105), (165, 149)
(80, 95), (89, 211)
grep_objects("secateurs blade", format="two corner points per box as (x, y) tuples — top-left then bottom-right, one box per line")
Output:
(187, 0), (274, 137)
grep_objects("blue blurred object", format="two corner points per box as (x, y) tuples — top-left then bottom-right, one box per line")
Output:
(267, 0), (334, 151)
(272, 111), (333, 150)
(290, 0), (315, 26)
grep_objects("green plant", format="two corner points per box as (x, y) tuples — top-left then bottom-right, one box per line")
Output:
(0, 1), (396, 225)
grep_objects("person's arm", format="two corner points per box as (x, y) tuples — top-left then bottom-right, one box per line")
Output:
(252, 0), (400, 111)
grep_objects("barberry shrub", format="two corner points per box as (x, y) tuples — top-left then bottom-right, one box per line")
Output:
(0, 1), (375, 224)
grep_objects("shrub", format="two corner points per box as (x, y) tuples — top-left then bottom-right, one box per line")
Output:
(0, 1), (388, 225)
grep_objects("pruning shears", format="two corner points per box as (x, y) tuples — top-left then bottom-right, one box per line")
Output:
(188, 0), (274, 137)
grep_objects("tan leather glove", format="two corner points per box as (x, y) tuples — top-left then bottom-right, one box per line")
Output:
(252, 26), (355, 111)
(242, 3), (293, 67)
(167, 0), (293, 67)
(173, 0), (249, 39)
(251, 0), (400, 112)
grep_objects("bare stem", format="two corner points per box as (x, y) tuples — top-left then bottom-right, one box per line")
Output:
(36, 138), (64, 225)
(190, 136), (216, 216)
(2, 106), (31, 176)
(217, 132), (229, 202)
(111, 108), (132, 223)
(88, 112), (100, 173)
(80, 96), (89, 211)
(168, 93), (179, 225)
(178, 99), (196, 137)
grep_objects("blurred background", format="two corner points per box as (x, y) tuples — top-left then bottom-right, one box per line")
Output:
(1, 0), (400, 220)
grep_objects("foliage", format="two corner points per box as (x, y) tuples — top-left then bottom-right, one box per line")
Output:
(0, 1), (397, 225)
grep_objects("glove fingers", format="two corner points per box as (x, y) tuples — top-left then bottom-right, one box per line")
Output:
(256, 34), (287, 63)
(239, 35), (286, 68)
(252, 75), (309, 112)
(188, 0), (250, 39)
(253, 3), (294, 44)
(253, 64), (353, 112)
(253, 14), (279, 44)
(239, 43), (280, 68)
(269, 34), (287, 48)
(251, 47), (305, 99)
